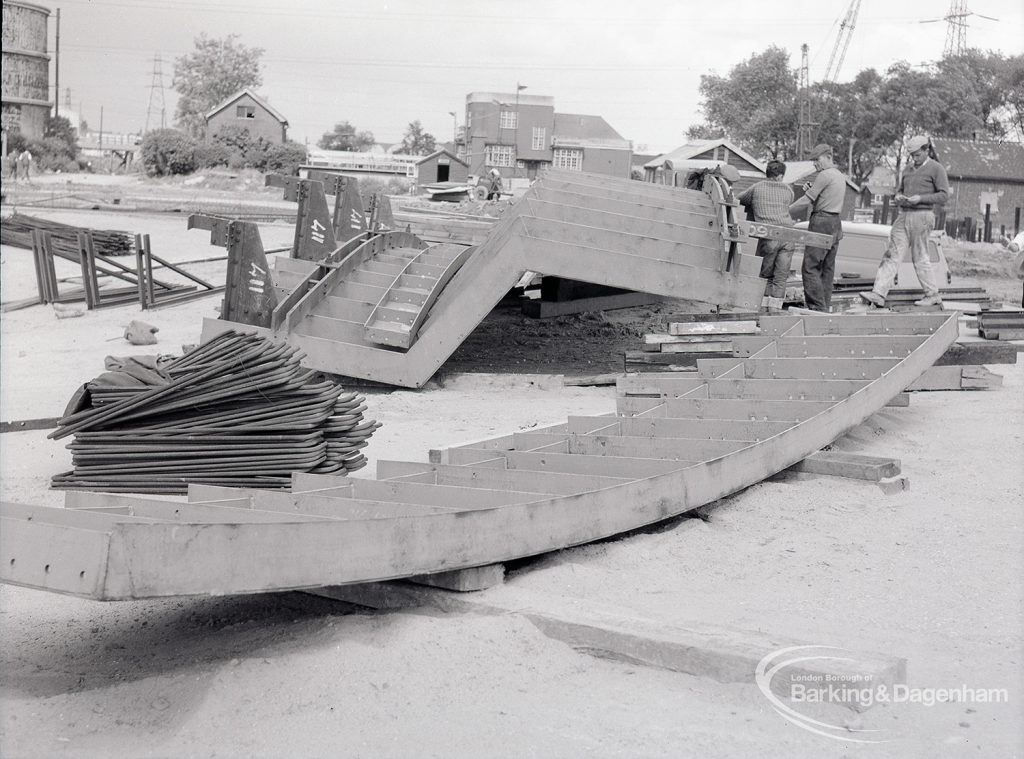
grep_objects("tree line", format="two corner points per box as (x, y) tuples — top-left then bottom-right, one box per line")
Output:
(687, 46), (1023, 185)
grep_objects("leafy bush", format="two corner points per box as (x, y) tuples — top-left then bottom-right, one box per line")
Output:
(206, 127), (306, 174)
(192, 140), (231, 169)
(141, 128), (198, 175)
(261, 141), (306, 174)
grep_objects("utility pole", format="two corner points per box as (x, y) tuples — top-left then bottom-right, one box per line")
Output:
(53, 9), (60, 121)
(796, 44), (817, 160)
(944, 0), (968, 56)
(145, 54), (167, 133)
(514, 83), (526, 178)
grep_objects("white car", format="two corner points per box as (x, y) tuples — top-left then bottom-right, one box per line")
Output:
(788, 221), (952, 289)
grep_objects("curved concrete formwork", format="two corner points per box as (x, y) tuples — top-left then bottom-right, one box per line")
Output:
(203, 170), (770, 388)
(1, 313), (958, 600)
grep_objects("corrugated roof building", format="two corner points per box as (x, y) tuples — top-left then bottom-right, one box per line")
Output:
(931, 137), (1024, 237)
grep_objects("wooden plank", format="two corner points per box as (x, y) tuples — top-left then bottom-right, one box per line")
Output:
(187, 483), (460, 519)
(660, 341), (734, 354)
(442, 448), (685, 479)
(625, 351), (733, 367)
(645, 333), (743, 345)
(619, 375), (868, 401)
(342, 478), (556, 508)
(733, 335), (929, 358)
(376, 460), (631, 495)
(566, 415), (794, 441)
(789, 451), (901, 481)
(668, 321), (759, 335)
(760, 313), (947, 336)
(615, 397), (835, 420)
(906, 365), (1004, 391)
(1, 515), (112, 596)
(512, 432), (746, 461)
(696, 357), (902, 380)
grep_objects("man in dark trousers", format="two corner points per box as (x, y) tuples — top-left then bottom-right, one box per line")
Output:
(738, 159), (794, 314)
(789, 144), (845, 312)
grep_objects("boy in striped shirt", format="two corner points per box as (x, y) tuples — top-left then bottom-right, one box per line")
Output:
(738, 160), (794, 313)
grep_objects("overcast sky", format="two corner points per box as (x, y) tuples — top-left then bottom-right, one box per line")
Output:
(48, 0), (1023, 153)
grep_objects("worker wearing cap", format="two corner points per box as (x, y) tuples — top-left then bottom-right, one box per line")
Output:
(486, 168), (503, 200)
(789, 143), (845, 312)
(860, 135), (949, 308)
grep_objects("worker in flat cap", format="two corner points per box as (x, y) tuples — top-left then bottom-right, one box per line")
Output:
(789, 143), (845, 312)
(860, 135), (950, 308)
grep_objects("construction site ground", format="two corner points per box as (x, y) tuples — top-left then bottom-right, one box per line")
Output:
(1, 174), (1022, 758)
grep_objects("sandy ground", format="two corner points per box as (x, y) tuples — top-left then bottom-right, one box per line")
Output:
(1, 189), (1023, 758)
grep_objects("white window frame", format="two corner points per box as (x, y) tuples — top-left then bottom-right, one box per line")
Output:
(552, 148), (583, 171)
(499, 110), (518, 130)
(236, 105), (256, 119)
(531, 127), (546, 151)
(485, 144), (514, 168)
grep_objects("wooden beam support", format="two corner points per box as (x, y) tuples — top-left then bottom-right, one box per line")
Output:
(789, 451), (901, 481)
(616, 397), (835, 421)
(376, 460), (632, 495)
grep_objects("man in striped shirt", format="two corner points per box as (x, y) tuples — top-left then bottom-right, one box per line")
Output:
(738, 160), (794, 313)
(741, 159), (794, 313)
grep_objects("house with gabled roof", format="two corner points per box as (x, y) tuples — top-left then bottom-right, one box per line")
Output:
(205, 88), (289, 145)
(643, 139), (767, 193)
(931, 137), (1024, 237)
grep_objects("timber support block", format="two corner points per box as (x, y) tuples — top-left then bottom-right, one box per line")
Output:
(790, 451), (902, 481)
(410, 564), (505, 592)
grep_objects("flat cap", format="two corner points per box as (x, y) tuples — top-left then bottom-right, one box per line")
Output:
(808, 143), (832, 159)
(906, 135), (930, 152)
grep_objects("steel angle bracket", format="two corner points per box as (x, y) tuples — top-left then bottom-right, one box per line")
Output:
(301, 170), (370, 243)
(222, 221), (277, 328)
(704, 174), (743, 274)
(187, 214), (232, 248)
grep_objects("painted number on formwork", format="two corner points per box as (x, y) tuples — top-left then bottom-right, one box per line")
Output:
(350, 210), (361, 229)
(248, 261), (266, 295)
(747, 223), (770, 238)
(310, 219), (326, 245)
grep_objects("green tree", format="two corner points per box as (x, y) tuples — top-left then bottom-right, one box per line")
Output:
(400, 120), (436, 155)
(317, 121), (375, 151)
(172, 34), (264, 138)
(26, 115), (82, 171)
(691, 46), (798, 159)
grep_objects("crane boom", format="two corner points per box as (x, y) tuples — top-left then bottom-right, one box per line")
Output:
(823, 0), (862, 83)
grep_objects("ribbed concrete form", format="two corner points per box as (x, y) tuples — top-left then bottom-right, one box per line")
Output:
(202, 170), (776, 387)
(1, 313), (957, 600)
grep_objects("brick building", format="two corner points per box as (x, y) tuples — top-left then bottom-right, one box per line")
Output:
(461, 91), (631, 180)
(205, 89), (288, 144)
(931, 137), (1024, 239)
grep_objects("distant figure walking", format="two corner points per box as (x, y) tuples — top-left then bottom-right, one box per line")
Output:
(738, 160), (794, 314)
(788, 143), (845, 312)
(486, 168), (503, 200)
(998, 230), (1024, 308)
(860, 135), (949, 309)
(17, 149), (33, 181)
